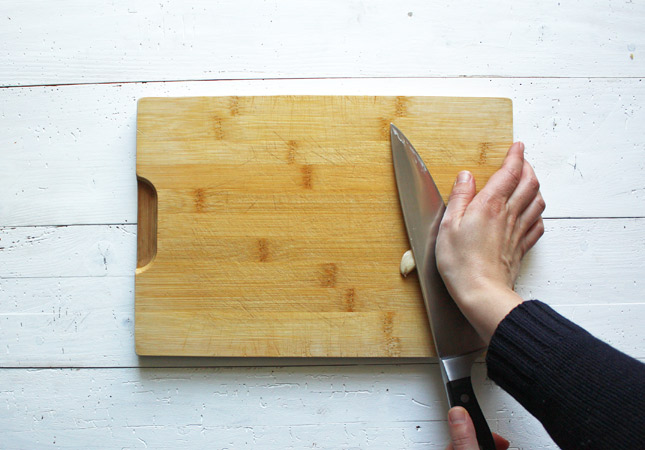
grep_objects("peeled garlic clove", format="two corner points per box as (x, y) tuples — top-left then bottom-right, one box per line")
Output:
(400, 249), (416, 277)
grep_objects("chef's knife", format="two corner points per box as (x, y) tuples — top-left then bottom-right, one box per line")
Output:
(391, 124), (495, 450)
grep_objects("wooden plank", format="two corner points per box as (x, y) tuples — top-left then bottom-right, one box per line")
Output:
(2, 0), (644, 86)
(1, 220), (644, 366)
(515, 218), (645, 304)
(1, 271), (642, 367)
(134, 95), (513, 357)
(0, 225), (135, 278)
(0, 364), (557, 449)
(3, 218), (644, 291)
(0, 276), (135, 367)
(2, 78), (645, 227)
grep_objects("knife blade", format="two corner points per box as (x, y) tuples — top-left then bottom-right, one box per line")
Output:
(390, 124), (495, 450)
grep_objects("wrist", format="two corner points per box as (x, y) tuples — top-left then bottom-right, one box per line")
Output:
(455, 282), (523, 344)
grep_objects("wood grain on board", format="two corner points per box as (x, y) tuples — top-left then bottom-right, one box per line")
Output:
(135, 96), (512, 357)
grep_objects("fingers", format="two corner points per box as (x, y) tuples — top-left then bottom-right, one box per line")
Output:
(443, 171), (477, 225)
(493, 433), (511, 450)
(520, 217), (545, 255)
(517, 192), (546, 235)
(480, 142), (525, 201)
(507, 160), (540, 216)
(445, 407), (511, 450)
(446, 407), (479, 450)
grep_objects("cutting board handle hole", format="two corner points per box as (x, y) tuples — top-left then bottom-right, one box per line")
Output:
(137, 176), (158, 273)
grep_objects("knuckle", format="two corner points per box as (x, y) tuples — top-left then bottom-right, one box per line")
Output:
(449, 184), (472, 200)
(439, 214), (457, 231)
(482, 195), (504, 216)
(503, 165), (522, 186)
(507, 210), (519, 226)
(449, 191), (470, 202)
(536, 219), (545, 236)
(527, 176), (540, 193)
(536, 196), (546, 212)
(439, 216), (452, 229)
(450, 434), (474, 449)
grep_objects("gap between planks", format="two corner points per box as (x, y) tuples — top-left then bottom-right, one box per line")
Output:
(0, 361), (442, 370)
(1, 75), (644, 90)
(3, 217), (645, 229)
(0, 357), (642, 370)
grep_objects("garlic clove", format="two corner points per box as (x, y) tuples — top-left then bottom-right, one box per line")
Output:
(400, 249), (417, 277)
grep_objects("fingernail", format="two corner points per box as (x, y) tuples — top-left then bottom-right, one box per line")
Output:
(518, 141), (525, 151)
(449, 407), (467, 424)
(456, 171), (471, 184)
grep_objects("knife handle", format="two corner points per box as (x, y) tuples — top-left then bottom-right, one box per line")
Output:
(446, 377), (496, 450)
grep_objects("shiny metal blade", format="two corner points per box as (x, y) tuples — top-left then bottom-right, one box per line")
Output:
(390, 124), (485, 360)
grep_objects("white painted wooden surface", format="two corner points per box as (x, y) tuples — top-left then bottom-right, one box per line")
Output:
(3, 78), (645, 226)
(1, 1), (644, 449)
(1, 0), (643, 85)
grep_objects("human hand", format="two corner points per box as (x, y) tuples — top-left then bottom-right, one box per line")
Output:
(445, 407), (509, 450)
(436, 142), (545, 343)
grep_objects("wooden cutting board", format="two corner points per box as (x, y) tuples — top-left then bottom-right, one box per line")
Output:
(135, 96), (512, 357)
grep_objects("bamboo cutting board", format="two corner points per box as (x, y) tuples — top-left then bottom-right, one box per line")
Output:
(135, 96), (512, 357)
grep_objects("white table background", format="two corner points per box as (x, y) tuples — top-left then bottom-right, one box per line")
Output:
(1, 1), (644, 449)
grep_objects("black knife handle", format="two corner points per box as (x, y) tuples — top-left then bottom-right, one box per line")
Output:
(446, 377), (496, 450)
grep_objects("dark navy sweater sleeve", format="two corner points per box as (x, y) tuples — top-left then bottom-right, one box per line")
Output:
(486, 300), (645, 450)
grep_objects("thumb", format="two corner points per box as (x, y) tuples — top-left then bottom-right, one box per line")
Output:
(446, 407), (479, 450)
(444, 171), (476, 222)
